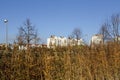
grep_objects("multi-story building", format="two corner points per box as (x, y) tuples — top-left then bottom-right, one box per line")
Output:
(91, 34), (103, 46)
(47, 35), (84, 48)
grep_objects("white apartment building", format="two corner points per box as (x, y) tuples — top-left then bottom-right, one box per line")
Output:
(91, 34), (103, 46)
(47, 35), (84, 48)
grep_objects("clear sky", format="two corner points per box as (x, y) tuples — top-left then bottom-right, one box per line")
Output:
(0, 0), (120, 44)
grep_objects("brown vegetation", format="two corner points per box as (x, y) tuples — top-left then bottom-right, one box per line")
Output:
(0, 43), (120, 80)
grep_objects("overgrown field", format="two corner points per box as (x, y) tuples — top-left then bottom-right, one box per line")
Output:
(0, 43), (120, 80)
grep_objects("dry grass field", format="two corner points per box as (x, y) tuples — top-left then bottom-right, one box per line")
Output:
(0, 42), (120, 80)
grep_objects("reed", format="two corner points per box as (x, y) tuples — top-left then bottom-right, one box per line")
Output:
(0, 43), (120, 80)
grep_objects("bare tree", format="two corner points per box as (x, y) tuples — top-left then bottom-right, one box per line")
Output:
(17, 19), (40, 46)
(72, 28), (82, 41)
(34, 30), (40, 44)
(111, 14), (120, 42)
(98, 23), (111, 43)
(17, 31), (25, 45)
(99, 14), (120, 42)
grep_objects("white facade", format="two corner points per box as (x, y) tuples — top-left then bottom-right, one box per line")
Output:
(47, 35), (58, 48)
(115, 36), (120, 41)
(58, 36), (67, 46)
(47, 35), (84, 48)
(91, 34), (103, 45)
(78, 39), (84, 45)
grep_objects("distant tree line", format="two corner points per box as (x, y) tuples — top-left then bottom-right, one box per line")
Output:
(16, 18), (82, 46)
(16, 13), (120, 46)
(99, 13), (120, 43)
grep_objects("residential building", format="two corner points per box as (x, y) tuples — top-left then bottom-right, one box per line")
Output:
(47, 35), (84, 48)
(91, 34), (103, 46)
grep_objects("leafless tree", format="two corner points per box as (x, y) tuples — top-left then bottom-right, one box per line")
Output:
(98, 23), (111, 43)
(111, 14), (120, 42)
(34, 31), (40, 44)
(99, 14), (120, 42)
(16, 25), (26, 45)
(72, 28), (82, 41)
(17, 19), (40, 46)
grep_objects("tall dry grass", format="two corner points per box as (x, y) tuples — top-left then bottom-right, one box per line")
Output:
(0, 43), (120, 80)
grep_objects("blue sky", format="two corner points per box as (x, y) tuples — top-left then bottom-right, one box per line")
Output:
(0, 0), (120, 44)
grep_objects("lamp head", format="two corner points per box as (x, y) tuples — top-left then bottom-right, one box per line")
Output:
(4, 19), (8, 23)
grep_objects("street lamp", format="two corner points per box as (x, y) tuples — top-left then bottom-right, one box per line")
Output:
(4, 19), (8, 48)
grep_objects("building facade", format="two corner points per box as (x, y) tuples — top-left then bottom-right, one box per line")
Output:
(91, 34), (103, 46)
(47, 35), (84, 48)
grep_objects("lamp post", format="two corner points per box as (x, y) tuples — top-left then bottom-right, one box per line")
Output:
(4, 19), (8, 48)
